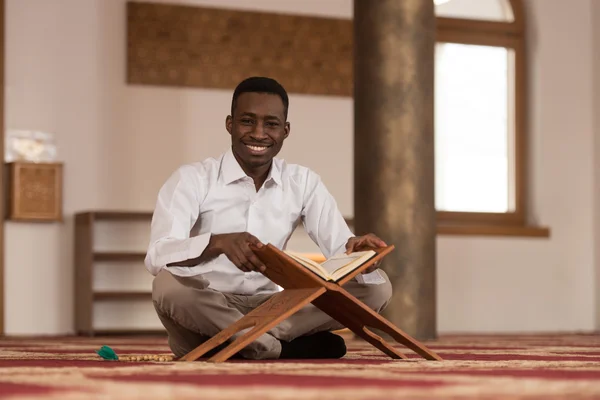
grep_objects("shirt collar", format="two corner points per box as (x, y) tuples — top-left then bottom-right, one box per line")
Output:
(221, 147), (282, 186)
(267, 158), (282, 186)
(221, 148), (247, 184)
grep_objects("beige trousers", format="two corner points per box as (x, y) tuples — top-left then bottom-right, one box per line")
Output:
(152, 269), (393, 359)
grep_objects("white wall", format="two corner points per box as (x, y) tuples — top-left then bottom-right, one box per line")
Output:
(5, 0), (108, 333)
(593, 0), (600, 331)
(4, 0), (599, 335)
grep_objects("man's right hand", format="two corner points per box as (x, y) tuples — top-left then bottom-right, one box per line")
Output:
(210, 232), (266, 273)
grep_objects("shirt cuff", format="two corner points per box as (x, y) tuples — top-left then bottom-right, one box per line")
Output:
(187, 232), (212, 261)
(145, 233), (213, 275)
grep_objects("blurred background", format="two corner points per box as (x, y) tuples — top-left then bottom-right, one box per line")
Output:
(1, 0), (599, 339)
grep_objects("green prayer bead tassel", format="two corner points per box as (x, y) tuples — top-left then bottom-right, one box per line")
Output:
(96, 345), (119, 361)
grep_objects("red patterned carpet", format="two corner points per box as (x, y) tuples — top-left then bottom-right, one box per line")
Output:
(1, 332), (600, 399)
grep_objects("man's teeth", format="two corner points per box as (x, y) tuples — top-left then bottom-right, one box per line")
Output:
(247, 145), (268, 151)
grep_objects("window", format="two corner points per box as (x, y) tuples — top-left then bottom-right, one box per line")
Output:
(433, 0), (546, 235)
(436, 0), (514, 22)
(435, 43), (514, 213)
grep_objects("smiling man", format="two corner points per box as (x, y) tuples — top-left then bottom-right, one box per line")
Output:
(145, 77), (392, 360)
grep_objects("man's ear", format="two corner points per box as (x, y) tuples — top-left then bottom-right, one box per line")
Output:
(284, 121), (291, 139)
(226, 115), (233, 135)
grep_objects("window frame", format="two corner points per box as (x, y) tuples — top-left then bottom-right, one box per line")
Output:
(434, 0), (548, 236)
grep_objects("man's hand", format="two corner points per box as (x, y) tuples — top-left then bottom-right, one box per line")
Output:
(345, 233), (387, 273)
(210, 232), (266, 273)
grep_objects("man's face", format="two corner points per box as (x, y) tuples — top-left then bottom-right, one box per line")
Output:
(226, 92), (290, 169)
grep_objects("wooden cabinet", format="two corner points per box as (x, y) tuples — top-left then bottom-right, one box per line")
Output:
(6, 162), (63, 221)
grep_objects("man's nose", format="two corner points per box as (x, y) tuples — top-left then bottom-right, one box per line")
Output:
(250, 122), (268, 138)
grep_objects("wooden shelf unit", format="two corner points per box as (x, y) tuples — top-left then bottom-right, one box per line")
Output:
(92, 329), (167, 336)
(74, 210), (163, 336)
(93, 252), (147, 262)
(93, 291), (153, 301)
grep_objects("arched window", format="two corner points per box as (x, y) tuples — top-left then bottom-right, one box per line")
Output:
(434, 0), (545, 236)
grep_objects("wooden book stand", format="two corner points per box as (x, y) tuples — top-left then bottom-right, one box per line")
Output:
(179, 244), (442, 363)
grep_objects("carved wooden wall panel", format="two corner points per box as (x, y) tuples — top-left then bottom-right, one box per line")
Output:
(126, 2), (352, 96)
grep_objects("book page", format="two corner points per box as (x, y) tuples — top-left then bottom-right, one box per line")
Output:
(285, 251), (328, 279)
(284, 250), (377, 281)
(320, 251), (375, 276)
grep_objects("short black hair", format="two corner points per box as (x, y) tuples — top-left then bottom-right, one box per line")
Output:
(231, 77), (289, 120)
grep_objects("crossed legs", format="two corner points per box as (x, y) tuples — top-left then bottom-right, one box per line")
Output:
(152, 269), (392, 359)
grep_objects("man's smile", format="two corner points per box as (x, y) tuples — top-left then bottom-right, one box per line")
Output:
(244, 143), (272, 155)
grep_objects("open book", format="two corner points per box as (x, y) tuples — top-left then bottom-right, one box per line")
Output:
(284, 250), (377, 282)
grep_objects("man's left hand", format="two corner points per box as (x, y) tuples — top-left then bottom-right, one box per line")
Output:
(345, 233), (387, 273)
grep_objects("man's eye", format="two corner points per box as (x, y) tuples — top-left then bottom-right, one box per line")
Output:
(266, 122), (279, 127)
(241, 119), (253, 124)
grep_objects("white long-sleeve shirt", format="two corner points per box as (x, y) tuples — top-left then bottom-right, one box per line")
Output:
(144, 148), (354, 295)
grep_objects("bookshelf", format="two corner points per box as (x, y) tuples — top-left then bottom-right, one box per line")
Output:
(74, 210), (165, 336)
(74, 211), (334, 336)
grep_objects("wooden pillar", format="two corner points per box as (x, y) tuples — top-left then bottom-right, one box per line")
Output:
(353, 0), (436, 339)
